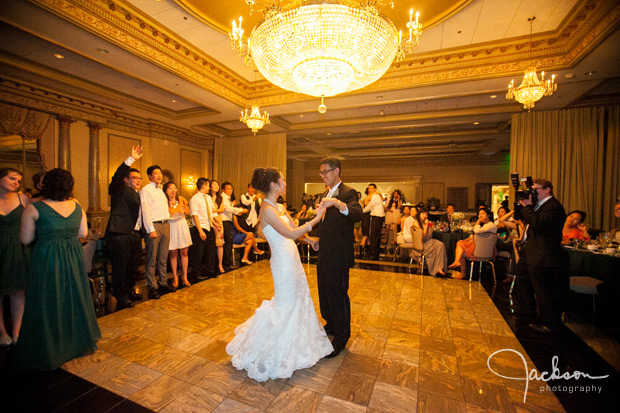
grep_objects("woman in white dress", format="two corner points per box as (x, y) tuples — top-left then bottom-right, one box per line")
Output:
(226, 167), (333, 382)
(163, 182), (192, 288)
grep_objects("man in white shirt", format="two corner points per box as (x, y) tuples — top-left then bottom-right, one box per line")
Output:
(188, 177), (220, 281)
(220, 182), (248, 270)
(363, 183), (385, 260)
(139, 165), (171, 299)
(240, 183), (260, 233)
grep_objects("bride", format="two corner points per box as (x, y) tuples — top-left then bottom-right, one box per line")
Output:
(226, 167), (333, 382)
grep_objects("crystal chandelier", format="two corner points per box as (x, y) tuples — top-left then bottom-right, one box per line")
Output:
(240, 103), (270, 134)
(230, 0), (421, 112)
(506, 17), (557, 110)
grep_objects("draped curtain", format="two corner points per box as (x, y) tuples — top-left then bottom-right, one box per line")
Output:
(214, 132), (287, 195)
(0, 102), (52, 139)
(510, 105), (620, 231)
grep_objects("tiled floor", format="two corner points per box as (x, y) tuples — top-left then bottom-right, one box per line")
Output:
(2, 258), (619, 411)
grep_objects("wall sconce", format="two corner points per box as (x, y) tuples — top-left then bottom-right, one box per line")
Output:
(186, 175), (196, 190)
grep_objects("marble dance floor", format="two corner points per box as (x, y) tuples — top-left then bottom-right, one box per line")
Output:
(61, 261), (564, 412)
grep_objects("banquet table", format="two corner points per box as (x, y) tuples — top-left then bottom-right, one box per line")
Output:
(565, 247), (620, 285)
(432, 230), (471, 264)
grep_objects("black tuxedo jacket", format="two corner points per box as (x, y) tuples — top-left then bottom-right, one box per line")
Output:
(105, 162), (141, 236)
(318, 183), (363, 268)
(521, 196), (568, 268)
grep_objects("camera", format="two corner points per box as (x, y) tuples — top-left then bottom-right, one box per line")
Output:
(510, 173), (537, 220)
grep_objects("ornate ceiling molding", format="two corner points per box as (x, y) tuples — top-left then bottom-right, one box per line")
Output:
(285, 104), (521, 131)
(28, 0), (620, 108)
(29, 0), (253, 106)
(0, 75), (213, 148)
(0, 51), (218, 119)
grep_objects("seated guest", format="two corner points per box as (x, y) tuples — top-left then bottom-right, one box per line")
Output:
(232, 215), (259, 265)
(408, 208), (448, 276)
(439, 203), (456, 229)
(495, 206), (513, 240)
(562, 210), (591, 244)
(399, 205), (410, 232)
(294, 203), (309, 221)
(396, 206), (417, 245)
(449, 207), (497, 279)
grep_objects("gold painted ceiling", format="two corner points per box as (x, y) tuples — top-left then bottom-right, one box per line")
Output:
(0, 0), (619, 162)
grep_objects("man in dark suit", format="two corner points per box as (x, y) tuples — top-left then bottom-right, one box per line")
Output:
(519, 178), (569, 333)
(105, 145), (144, 309)
(439, 203), (456, 229)
(317, 158), (363, 358)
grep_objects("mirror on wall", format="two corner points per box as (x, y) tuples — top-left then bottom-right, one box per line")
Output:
(0, 134), (44, 193)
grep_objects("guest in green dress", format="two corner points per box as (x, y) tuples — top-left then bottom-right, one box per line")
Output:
(0, 167), (29, 347)
(13, 168), (101, 371)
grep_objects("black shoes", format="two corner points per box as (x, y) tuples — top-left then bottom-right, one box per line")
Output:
(148, 288), (160, 300)
(325, 347), (343, 358)
(129, 290), (142, 301)
(158, 284), (174, 295)
(529, 323), (554, 334)
(116, 297), (136, 309)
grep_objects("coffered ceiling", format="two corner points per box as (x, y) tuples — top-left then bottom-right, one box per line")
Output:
(1, 0), (619, 163)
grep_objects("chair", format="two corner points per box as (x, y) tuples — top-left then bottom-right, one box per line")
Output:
(468, 233), (498, 284)
(231, 244), (245, 266)
(569, 276), (603, 313)
(409, 226), (426, 275)
(392, 232), (413, 263)
(254, 237), (268, 261)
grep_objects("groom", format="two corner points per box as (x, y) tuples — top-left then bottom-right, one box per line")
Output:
(317, 158), (363, 358)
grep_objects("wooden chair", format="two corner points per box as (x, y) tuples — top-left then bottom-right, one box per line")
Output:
(468, 233), (498, 284)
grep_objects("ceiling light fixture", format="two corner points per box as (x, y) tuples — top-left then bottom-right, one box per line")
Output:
(240, 70), (270, 135)
(230, 0), (422, 113)
(53, 53), (64, 59)
(506, 17), (557, 110)
(240, 103), (270, 134)
(490, 95), (497, 99)
(97, 48), (109, 54)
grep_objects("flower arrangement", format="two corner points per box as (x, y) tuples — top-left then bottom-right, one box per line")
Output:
(452, 212), (465, 221)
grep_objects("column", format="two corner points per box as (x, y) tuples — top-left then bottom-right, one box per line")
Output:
(87, 122), (103, 212)
(56, 115), (75, 170)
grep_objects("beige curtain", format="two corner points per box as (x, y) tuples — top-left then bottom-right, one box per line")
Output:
(0, 102), (52, 139)
(510, 105), (620, 231)
(214, 132), (287, 196)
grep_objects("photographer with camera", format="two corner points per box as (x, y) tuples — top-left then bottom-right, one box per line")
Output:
(517, 178), (569, 334)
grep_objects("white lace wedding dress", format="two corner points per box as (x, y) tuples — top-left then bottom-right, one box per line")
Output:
(226, 210), (333, 382)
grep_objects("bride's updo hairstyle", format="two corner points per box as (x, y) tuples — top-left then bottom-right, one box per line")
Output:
(251, 167), (281, 194)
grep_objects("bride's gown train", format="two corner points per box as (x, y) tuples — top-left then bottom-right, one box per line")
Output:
(226, 213), (333, 382)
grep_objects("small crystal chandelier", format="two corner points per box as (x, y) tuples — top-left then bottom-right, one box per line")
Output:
(240, 103), (270, 135)
(230, 0), (421, 113)
(506, 17), (557, 110)
(240, 70), (270, 134)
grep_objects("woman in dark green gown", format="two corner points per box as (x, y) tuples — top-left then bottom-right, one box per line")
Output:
(13, 168), (101, 371)
(0, 167), (29, 347)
